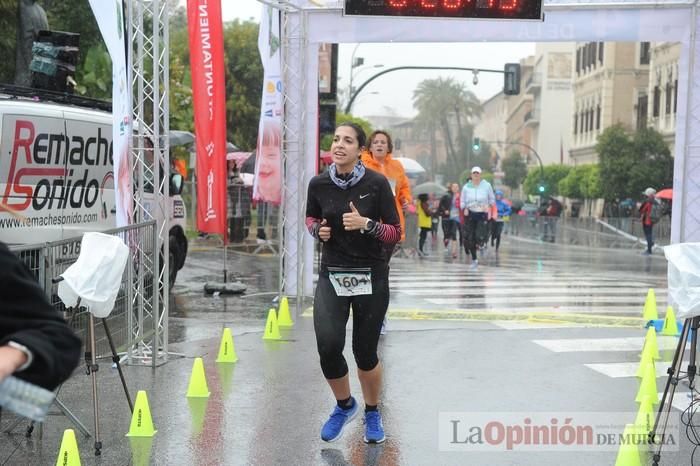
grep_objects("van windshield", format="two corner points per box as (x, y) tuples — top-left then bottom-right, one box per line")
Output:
(0, 1), (110, 102)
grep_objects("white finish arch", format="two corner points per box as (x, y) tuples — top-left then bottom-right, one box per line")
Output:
(272, 0), (698, 296)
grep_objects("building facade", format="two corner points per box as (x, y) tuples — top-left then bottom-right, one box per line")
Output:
(646, 42), (681, 154)
(504, 56), (535, 165)
(527, 43), (574, 166)
(570, 42), (650, 165)
(474, 90), (507, 164)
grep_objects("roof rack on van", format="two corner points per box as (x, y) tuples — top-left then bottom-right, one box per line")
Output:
(0, 83), (112, 113)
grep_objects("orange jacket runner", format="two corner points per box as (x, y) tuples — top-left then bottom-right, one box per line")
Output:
(361, 151), (412, 241)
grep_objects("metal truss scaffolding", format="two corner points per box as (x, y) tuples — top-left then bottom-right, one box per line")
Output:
(279, 5), (309, 311)
(127, 0), (170, 366)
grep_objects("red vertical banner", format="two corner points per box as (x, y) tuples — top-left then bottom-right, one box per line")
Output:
(187, 0), (227, 239)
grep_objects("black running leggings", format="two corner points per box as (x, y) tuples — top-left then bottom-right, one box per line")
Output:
(419, 227), (431, 253)
(463, 212), (488, 260)
(313, 266), (390, 380)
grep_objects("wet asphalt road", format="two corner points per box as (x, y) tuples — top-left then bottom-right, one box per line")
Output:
(2, 236), (689, 466)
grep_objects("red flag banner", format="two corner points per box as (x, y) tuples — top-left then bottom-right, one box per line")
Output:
(187, 0), (227, 238)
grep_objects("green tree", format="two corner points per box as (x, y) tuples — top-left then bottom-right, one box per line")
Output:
(558, 165), (586, 199)
(596, 124), (634, 200)
(501, 151), (528, 190)
(169, 7), (195, 133)
(319, 111), (373, 151)
(523, 164), (571, 197)
(169, 12), (263, 149)
(0, 0), (16, 83)
(581, 164), (602, 199)
(597, 124), (672, 200)
(72, 44), (112, 98)
(413, 77), (482, 178)
(222, 18), (263, 149)
(629, 127), (673, 193)
(558, 164), (602, 199)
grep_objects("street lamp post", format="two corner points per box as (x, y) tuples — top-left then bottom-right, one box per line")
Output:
(347, 44), (383, 103)
(483, 139), (546, 192)
(345, 65), (503, 114)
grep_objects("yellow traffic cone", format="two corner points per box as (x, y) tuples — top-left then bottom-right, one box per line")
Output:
(277, 296), (294, 327)
(635, 349), (656, 379)
(215, 328), (238, 363)
(640, 327), (660, 360)
(642, 289), (658, 321)
(635, 398), (655, 435)
(55, 429), (81, 466)
(614, 424), (643, 466)
(263, 308), (282, 340)
(126, 391), (157, 437)
(661, 306), (679, 336)
(186, 357), (211, 398)
(635, 363), (659, 405)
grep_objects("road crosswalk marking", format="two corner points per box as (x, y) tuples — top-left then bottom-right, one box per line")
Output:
(532, 337), (679, 352)
(386, 260), (666, 320)
(533, 334), (693, 411)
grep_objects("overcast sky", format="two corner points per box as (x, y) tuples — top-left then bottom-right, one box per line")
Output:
(193, 1), (534, 118)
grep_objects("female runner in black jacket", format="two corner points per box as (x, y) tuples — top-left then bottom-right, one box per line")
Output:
(306, 122), (400, 444)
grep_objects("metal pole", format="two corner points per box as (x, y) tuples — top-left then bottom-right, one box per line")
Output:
(484, 139), (545, 180)
(345, 65), (503, 114)
(678, 5), (698, 243)
(349, 43), (360, 97)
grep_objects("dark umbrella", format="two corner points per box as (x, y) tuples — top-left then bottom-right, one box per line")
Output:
(169, 130), (195, 146)
(240, 152), (256, 174)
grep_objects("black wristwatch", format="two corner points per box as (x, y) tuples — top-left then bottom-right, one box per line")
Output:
(362, 218), (376, 234)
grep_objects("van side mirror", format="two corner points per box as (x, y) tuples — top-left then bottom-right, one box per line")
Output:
(170, 173), (183, 195)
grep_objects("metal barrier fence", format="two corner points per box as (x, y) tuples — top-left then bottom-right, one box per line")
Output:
(507, 215), (671, 249)
(185, 179), (280, 253)
(10, 221), (157, 362)
(394, 212), (419, 258)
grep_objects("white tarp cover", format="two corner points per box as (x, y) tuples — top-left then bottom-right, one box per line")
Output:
(58, 232), (129, 318)
(665, 243), (700, 319)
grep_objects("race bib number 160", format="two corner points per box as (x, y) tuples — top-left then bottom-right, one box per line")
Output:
(328, 268), (372, 296)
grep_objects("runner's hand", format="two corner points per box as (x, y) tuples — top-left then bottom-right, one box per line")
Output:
(343, 202), (367, 231)
(0, 346), (28, 383)
(318, 219), (331, 241)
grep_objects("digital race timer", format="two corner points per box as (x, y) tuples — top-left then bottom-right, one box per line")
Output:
(344, 0), (543, 20)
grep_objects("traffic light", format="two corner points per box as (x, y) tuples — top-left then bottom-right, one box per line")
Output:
(472, 137), (481, 152)
(538, 183), (546, 193)
(504, 63), (521, 95)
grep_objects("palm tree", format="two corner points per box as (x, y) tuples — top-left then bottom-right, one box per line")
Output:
(412, 77), (482, 179)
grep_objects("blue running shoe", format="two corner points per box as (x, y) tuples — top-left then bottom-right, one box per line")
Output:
(321, 398), (358, 442)
(364, 410), (386, 444)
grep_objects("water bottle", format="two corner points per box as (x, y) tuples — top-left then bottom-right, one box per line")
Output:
(0, 376), (55, 422)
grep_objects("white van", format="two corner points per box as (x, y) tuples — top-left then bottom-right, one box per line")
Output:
(0, 89), (188, 285)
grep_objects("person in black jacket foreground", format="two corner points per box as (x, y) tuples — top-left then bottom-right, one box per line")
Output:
(306, 122), (401, 444)
(0, 241), (81, 390)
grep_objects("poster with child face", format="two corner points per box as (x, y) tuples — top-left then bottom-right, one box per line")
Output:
(253, 5), (283, 205)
